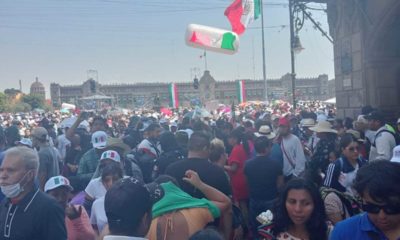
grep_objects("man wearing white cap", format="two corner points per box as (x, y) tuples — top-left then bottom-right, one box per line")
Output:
(45, 176), (95, 240)
(77, 131), (108, 187)
(390, 145), (400, 163)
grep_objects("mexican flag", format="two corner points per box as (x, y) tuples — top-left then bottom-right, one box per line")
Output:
(224, 0), (261, 35)
(169, 83), (179, 108)
(236, 80), (246, 103)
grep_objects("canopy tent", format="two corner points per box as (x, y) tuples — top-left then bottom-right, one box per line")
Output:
(324, 97), (336, 104)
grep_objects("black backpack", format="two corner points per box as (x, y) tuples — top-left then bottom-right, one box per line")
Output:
(372, 129), (400, 147)
(320, 186), (362, 218)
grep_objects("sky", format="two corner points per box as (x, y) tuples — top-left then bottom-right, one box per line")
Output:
(0, 0), (334, 97)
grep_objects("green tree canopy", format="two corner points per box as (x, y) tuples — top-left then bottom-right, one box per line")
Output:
(22, 94), (45, 110)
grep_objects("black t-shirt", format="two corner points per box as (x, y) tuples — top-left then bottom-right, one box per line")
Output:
(165, 158), (232, 199)
(244, 155), (283, 201)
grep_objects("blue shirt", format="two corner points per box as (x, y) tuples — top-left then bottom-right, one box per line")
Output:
(330, 213), (391, 240)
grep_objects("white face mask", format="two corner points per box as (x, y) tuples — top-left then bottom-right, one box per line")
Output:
(1, 171), (30, 198)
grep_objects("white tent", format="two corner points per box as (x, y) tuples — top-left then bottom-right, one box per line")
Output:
(324, 97), (336, 104)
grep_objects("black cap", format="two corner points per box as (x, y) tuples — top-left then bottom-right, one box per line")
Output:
(365, 111), (385, 122)
(105, 177), (163, 225)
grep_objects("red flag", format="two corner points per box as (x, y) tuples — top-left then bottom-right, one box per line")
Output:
(224, 0), (245, 35)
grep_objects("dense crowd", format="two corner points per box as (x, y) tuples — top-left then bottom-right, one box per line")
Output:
(0, 102), (399, 240)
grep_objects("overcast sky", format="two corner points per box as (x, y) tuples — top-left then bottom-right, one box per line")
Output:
(0, 0), (334, 97)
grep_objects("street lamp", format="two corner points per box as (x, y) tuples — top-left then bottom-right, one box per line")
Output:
(289, 0), (305, 111)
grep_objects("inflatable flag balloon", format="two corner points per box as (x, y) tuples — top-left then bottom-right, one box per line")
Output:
(185, 24), (240, 55)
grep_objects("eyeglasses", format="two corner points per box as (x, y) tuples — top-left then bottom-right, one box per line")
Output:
(362, 202), (400, 215)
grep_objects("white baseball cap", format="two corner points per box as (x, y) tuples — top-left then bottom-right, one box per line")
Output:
(44, 175), (73, 192)
(100, 150), (121, 163)
(91, 131), (107, 149)
(390, 145), (400, 163)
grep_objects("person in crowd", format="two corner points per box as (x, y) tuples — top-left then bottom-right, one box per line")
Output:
(77, 130), (108, 186)
(299, 118), (319, 157)
(45, 175), (95, 240)
(0, 147), (67, 239)
(91, 150), (123, 179)
(277, 117), (307, 181)
(324, 133), (366, 196)
(147, 171), (231, 240)
(244, 136), (284, 236)
(63, 133), (83, 177)
(84, 161), (123, 214)
(331, 161), (400, 240)
(270, 178), (331, 240)
(209, 138), (228, 168)
(155, 131), (186, 176)
(136, 123), (162, 182)
(90, 163), (124, 235)
(225, 126), (253, 230)
(333, 118), (346, 137)
(225, 126), (253, 198)
(367, 110), (396, 161)
(346, 129), (368, 159)
(32, 126), (62, 190)
(165, 131), (231, 198)
(309, 120), (338, 173)
(4, 125), (21, 149)
(165, 131), (233, 239)
(103, 177), (154, 240)
(57, 126), (71, 163)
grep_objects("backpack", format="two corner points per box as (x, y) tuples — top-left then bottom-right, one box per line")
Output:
(320, 186), (362, 218)
(372, 129), (400, 147)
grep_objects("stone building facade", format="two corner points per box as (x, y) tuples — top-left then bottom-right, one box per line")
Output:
(50, 72), (331, 109)
(320, 0), (400, 119)
(30, 77), (46, 100)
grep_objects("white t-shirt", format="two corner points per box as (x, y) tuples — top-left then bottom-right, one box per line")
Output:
(90, 196), (107, 233)
(85, 177), (106, 199)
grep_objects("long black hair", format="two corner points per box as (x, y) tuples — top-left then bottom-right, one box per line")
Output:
(229, 126), (250, 155)
(273, 178), (328, 240)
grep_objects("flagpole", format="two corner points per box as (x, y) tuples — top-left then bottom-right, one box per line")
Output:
(204, 50), (208, 71)
(260, 0), (268, 102)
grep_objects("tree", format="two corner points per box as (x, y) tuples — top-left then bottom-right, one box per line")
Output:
(4, 88), (21, 98)
(0, 92), (7, 112)
(22, 94), (45, 110)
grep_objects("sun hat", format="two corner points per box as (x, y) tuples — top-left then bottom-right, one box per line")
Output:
(390, 145), (400, 163)
(105, 137), (131, 154)
(91, 131), (108, 149)
(44, 175), (73, 192)
(346, 129), (364, 143)
(15, 138), (33, 148)
(300, 118), (316, 128)
(255, 125), (276, 140)
(309, 121), (338, 134)
(100, 150), (121, 163)
(31, 127), (48, 140)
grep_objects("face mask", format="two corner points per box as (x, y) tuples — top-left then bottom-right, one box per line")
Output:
(1, 171), (30, 198)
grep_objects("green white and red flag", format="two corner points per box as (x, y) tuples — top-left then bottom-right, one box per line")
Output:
(237, 80), (246, 103)
(224, 0), (261, 35)
(169, 83), (179, 108)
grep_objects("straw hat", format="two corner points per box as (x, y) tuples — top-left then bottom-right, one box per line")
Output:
(255, 125), (276, 140)
(309, 121), (337, 134)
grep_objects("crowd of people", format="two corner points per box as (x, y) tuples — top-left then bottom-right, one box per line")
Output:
(0, 102), (399, 240)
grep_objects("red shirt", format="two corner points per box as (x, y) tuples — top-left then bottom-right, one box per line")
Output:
(228, 142), (253, 201)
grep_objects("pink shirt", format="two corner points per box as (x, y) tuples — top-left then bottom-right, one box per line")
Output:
(66, 205), (96, 240)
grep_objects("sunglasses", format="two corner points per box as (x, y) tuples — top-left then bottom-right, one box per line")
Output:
(362, 202), (400, 215)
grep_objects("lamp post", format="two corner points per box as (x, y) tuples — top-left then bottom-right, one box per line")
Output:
(288, 0), (305, 111)
(260, 0), (268, 102)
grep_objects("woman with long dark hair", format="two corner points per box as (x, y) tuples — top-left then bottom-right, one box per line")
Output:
(272, 178), (331, 240)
